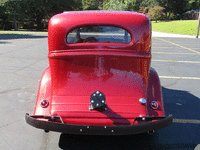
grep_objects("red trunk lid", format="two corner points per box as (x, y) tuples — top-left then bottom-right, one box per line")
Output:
(50, 55), (150, 125)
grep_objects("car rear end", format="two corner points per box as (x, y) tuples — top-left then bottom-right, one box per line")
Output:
(25, 11), (172, 135)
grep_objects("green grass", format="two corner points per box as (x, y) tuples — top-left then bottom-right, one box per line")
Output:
(0, 30), (48, 35)
(0, 29), (48, 34)
(0, 20), (199, 36)
(152, 20), (199, 36)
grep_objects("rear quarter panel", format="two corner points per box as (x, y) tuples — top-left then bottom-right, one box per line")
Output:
(33, 68), (51, 116)
(147, 67), (165, 117)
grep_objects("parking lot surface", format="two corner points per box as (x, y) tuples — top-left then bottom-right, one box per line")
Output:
(0, 32), (200, 150)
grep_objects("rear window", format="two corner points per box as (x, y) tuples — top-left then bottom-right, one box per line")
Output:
(67, 25), (131, 44)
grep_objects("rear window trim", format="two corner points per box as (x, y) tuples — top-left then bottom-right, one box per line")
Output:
(66, 25), (132, 44)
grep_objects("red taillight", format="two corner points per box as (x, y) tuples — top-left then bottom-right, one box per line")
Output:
(150, 101), (158, 109)
(40, 100), (49, 108)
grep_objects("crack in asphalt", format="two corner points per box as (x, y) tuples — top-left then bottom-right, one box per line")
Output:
(0, 71), (41, 80)
(0, 88), (35, 94)
(14, 59), (46, 73)
(0, 119), (22, 129)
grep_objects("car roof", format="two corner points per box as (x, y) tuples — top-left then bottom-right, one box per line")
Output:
(48, 11), (151, 54)
(49, 11), (148, 30)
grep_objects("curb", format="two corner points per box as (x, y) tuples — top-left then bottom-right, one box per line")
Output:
(152, 31), (196, 38)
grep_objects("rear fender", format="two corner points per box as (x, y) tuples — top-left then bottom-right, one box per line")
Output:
(33, 67), (51, 116)
(147, 67), (165, 116)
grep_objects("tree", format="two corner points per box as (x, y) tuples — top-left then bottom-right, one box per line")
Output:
(157, 0), (190, 19)
(139, 6), (148, 14)
(82, 0), (103, 10)
(188, 0), (200, 9)
(126, 0), (141, 12)
(20, 0), (50, 30)
(103, 0), (136, 11)
(20, 0), (81, 30)
(174, 0), (190, 15)
(1, 0), (22, 30)
(140, 0), (159, 8)
(0, 0), (9, 6)
(50, 0), (82, 13)
(0, 5), (8, 29)
(147, 6), (165, 22)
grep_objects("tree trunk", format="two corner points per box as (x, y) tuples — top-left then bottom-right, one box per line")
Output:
(196, 10), (200, 38)
(36, 16), (44, 31)
(14, 19), (18, 31)
(14, 10), (18, 31)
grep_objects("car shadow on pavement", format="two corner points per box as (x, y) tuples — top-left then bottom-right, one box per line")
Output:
(58, 133), (153, 150)
(57, 87), (200, 150)
(0, 34), (47, 40)
(162, 87), (200, 120)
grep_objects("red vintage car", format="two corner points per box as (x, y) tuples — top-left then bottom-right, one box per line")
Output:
(25, 11), (173, 135)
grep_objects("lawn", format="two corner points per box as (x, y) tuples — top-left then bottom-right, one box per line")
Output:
(0, 30), (48, 35)
(152, 20), (199, 36)
(0, 20), (199, 36)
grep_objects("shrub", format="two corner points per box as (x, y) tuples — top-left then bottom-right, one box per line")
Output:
(139, 6), (148, 14)
(147, 6), (165, 22)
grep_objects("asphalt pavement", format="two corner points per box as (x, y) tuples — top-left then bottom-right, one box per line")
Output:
(0, 32), (200, 150)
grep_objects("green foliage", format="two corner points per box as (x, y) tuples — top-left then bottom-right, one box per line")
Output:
(1, 0), (22, 30)
(139, 6), (148, 14)
(188, 0), (200, 9)
(157, 0), (190, 17)
(0, 0), (9, 6)
(82, 0), (103, 10)
(0, 0), (82, 31)
(174, 0), (190, 15)
(19, 0), (81, 30)
(126, 0), (141, 11)
(103, 0), (135, 11)
(4, 1), (23, 18)
(147, 6), (165, 22)
(51, 0), (82, 13)
(19, 0), (50, 30)
(0, 5), (7, 29)
(1, 0), (200, 31)
(140, 0), (159, 9)
(152, 20), (198, 35)
(0, 5), (7, 20)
